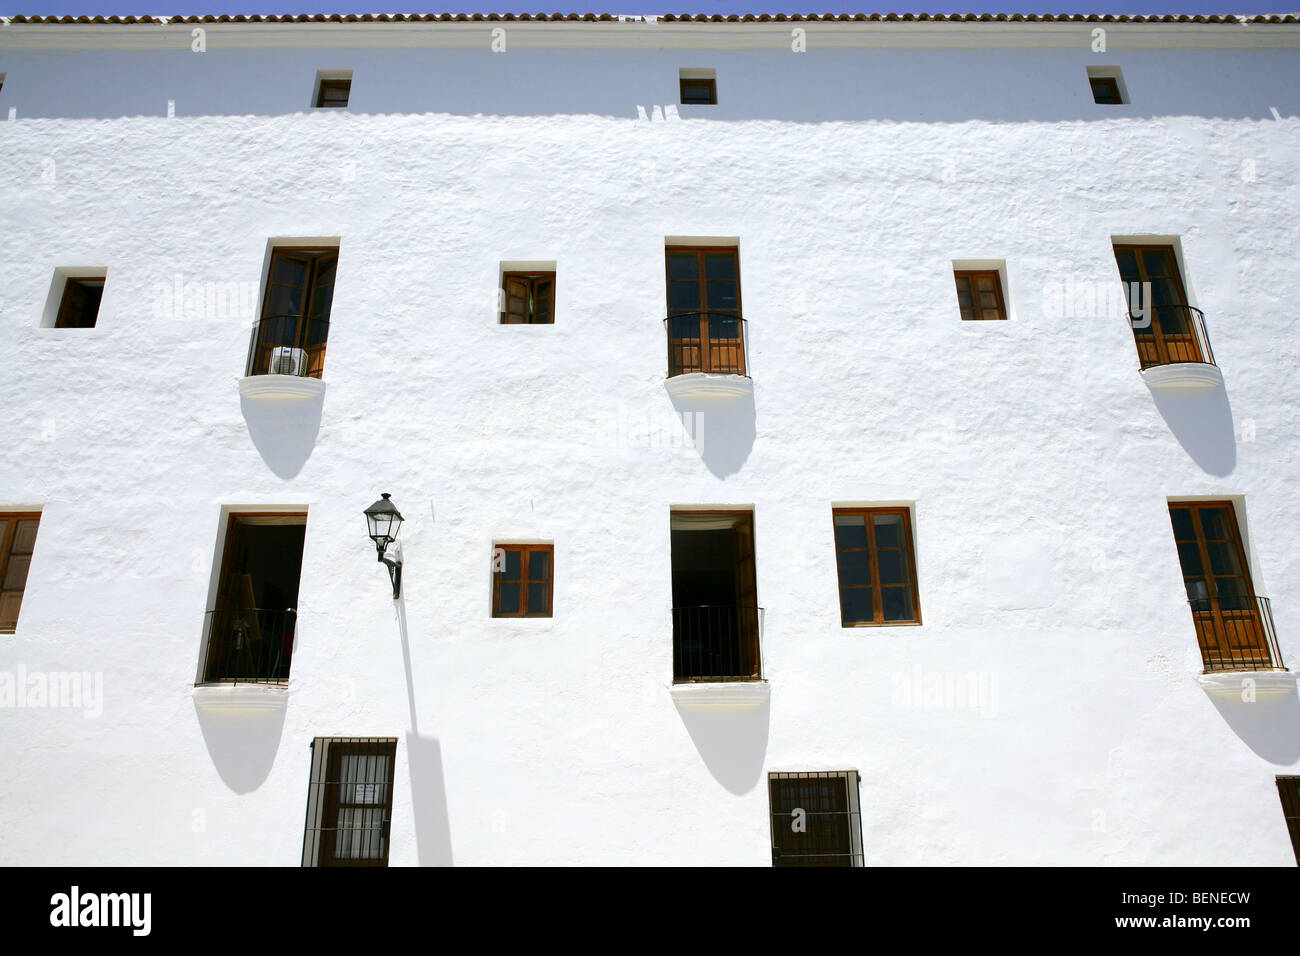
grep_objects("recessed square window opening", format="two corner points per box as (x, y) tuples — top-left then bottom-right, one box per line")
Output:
(314, 71), (352, 108)
(1087, 66), (1128, 105)
(680, 69), (717, 105)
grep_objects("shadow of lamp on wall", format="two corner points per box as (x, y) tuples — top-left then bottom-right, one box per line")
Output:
(363, 493), (403, 599)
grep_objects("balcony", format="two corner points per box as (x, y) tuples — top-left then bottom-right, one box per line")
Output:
(198, 606), (296, 686)
(663, 312), (752, 401)
(238, 314), (329, 400)
(670, 605), (768, 708)
(1128, 304), (1222, 389)
(1192, 596), (1285, 673)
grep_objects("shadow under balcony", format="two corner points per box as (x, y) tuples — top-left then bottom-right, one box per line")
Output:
(663, 312), (753, 401)
(1130, 305), (1223, 390)
(238, 314), (329, 401)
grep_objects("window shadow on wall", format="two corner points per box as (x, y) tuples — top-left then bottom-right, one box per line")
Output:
(668, 393), (756, 479)
(1202, 682), (1300, 764)
(1147, 383), (1236, 476)
(239, 392), (324, 479)
(673, 699), (770, 794)
(194, 696), (288, 793)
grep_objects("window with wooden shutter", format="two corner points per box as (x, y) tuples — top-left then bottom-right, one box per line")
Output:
(833, 507), (921, 626)
(665, 246), (745, 375)
(500, 272), (555, 324)
(301, 737), (398, 867)
(248, 247), (336, 378)
(768, 771), (863, 867)
(953, 270), (1006, 321)
(1113, 244), (1206, 368)
(1278, 777), (1300, 866)
(492, 544), (554, 617)
(0, 513), (41, 634)
(54, 278), (104, 328)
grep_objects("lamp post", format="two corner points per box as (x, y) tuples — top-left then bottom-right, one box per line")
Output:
(363, 493), (404, 599)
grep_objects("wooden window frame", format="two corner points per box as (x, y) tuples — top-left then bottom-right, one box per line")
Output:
(315, 78), (351, 108)
(680, 77), (717, 105)
(301, 737), (398, 868)
(1113, 243), (1203, 368)
(1167, 500), (1274, 671)
(492, 544), (554, 618)
(0, 512), (41, 635)
(832, 506), (922, 627)
(768, 771), (863, 867)
(499, 271), (556, 325)
(250, 246), (337, 378)
(54, 277), (104, 328)
(953, 269), (1007, 321)
(1089, 75), (1123, 104)
(1278, 776), (1300, 866)
(665, 245), (745, 376)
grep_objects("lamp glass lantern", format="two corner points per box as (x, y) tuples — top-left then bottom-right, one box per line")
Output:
(363, 493), (404, 597)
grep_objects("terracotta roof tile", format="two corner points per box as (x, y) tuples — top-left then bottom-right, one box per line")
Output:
(4, 13), (1298, 25)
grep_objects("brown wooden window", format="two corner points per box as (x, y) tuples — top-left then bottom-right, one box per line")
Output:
(248, 247), (336, 378)
(833, 507), (921, 626)
(680, 77), (717, 105)
(302, 737), (397, 867)
(1113, 244), (1206, 368)
(0, 513), (41, 634)
(1278, 777), (1300, 866)
(1168, 501), (1278, 672)
(54, 277), (104, 328)
(954, 270), (1006, 321)
(500, 272), (555, 325)
(665, 246), (745, 376)
(201, 513), (306, 684)
(768, 771), (863, 867)
(670, 510), (760, 682)
(492, 544), (553, 617)
(315, 78), (351, 108)
(1090, 75), (1123, 104)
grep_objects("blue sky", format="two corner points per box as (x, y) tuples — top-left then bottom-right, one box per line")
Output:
(3, 2), (1298, 18)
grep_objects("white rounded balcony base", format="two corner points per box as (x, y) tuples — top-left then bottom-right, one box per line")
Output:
(664, 372), (753, 402)
(193, 682), (290, 713)
(669, 680), (770, 709)
(238, 374), (327, 401)
(1197, 670), (1295, 700)
(1140, 363), (1223, 390)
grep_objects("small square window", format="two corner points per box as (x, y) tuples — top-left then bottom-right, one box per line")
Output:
(1087, 67), (1127, 105)
(769, 771), (863, 867)
(55, 277), (104, 328)
(315, 74), (351, 108)
(500, 272), (556, 325)
(953, 270), (1006, 321)
(679, 70), (717, 105)
(832, 507), (921, 626)
(493, 544), (554, 617)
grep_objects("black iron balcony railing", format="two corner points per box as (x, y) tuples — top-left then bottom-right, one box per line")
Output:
(665, 313), (749, 378)
(672, 604), (763, 683)
(200, 607), (296, 684)
(1127, 304), (1216, 370)
(246, 314), (329, 378)
(1191, 596), (1284, 673)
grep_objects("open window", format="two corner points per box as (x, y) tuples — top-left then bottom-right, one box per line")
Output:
(247, 246), (337, 379)
(665, 245), (745, 377)
(0, 512), (41, 634)
(199, 512), (306, 684)
(500, 271), (555, 325)
(1168, 501), (1281, 672)
(670, 510), (760, 682)
(302, 737), (398, 867)
(768, 771), (864, 867)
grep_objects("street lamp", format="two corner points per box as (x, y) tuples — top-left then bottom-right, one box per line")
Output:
(363, 492), (404, 599)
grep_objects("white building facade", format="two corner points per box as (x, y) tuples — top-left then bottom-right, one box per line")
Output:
(1, 12), (1299, 866)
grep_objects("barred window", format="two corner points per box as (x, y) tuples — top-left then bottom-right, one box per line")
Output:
(768, 771), (863, 867)
(302, 737), (397, 867)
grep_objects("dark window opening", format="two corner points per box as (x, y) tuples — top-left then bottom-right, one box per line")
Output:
(55, 278), (104, 328)
(302, 737), (397, 867)
(248, 247), (337, 378)
(316, 78), (351, 108)
(0, 513), (41, 634)
(201, 513), (306, 684)
(769, 771), (863, 867)
(500, 272), (555, 325)
(670, 511), (760, 682)
(1090, 75), (1123, 104)
(680, 77), (717, 105)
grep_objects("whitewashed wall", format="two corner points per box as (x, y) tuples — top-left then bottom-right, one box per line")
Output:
(1, 21), (1299, 865)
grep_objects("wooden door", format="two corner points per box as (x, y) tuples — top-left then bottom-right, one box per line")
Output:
(731, 513), (760, 678)
(665, 247), (743, 374)
(1114, 245), (1200, 367)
